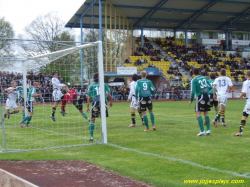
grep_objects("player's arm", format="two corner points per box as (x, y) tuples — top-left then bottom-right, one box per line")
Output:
(213, 83), (217, 100)
(108, 93), (113, 107)
(52, 78), (66, 88)
(240, 92), (246, 99)
(86, 95), (91, 113)
(189, 79), (196, 104)
(135, 82), (139, 100)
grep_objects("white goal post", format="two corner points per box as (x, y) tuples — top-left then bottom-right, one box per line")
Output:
(0, 41), (108, 153)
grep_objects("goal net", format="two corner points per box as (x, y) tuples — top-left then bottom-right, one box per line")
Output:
(0, 40), (107, 153)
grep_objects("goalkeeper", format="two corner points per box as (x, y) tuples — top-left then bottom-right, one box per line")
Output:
(61, 87), (89, 121)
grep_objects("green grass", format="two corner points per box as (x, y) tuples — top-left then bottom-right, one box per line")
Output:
(1, 100), (250, 187)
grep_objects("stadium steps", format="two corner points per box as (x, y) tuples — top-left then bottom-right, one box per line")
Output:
(151, 41), (193, 84)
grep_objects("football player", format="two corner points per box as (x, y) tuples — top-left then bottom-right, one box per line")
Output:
(212, 68), (233, 127)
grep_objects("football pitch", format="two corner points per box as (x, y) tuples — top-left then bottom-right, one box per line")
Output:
(0, 99), (249, 187)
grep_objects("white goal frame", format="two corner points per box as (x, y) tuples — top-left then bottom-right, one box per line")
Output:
(0, 41), (107, 153)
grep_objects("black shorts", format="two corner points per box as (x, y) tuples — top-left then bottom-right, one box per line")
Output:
(195, 94), (210, 112)
(73, 95), (84, 111)
(91, 101), (109, 118)
(209, 94), (218, 108)
(139, 96), (153, 112)
(26, 101), (34, 113)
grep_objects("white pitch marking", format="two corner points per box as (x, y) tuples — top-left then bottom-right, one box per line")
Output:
(108, 143), (250, 178)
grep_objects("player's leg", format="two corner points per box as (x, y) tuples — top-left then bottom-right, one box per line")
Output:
(26, 102), (34, 127)
(89, 101), (98, 141)
(196, 95), (205, 136)
(236, 103), (249, 136)
(148, 97), (156, 130)
(60, 95), (67, 116)
(140, 97), (149, 131)
(77, 98), (89, 121)
(235, 114), (247, 136)
(204, 94), (211, 134)
(4, 99), (11, 119)
(129, 106), (136, 127)
(20, 101), (31, 127)
(213, 96), (223, 127)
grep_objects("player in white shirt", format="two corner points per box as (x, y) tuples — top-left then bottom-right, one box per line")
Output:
(235, 70), (250, 136)
(213, 69), (233, 127)
(4, 81), (19, 119)
(50, 72), (67, 121)
(127, 74), (143, 127)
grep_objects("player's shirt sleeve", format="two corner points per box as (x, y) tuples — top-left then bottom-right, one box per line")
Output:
(135, 81), (140, 99)
(190, 78), (196, 102)
(242, 81), (247, 93)
(52, 78), (65, 88)
(228, 77), (233, 86)
(128, 82), (134, 100)
(87, 85), (92, 96)
(150, 81), (155, 94)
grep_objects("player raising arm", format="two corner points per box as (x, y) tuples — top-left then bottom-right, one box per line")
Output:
(189, 68), (212, 136)
(86, 73), (113, 141)
(235, 70), (250, 136)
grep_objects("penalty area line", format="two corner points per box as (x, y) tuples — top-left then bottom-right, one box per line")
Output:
(108, 143), (250, 178)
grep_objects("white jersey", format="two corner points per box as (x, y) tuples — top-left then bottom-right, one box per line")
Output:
(242, 79), (250, 101)
(52, 77), (65, 90)
(6, 87), (19, 101)
(214, 76), (233, 96)
(128, 81), (137, 100)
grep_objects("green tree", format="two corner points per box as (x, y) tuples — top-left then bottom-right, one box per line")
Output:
(18, 13), (81, 84)
(0, 17), (15, 68)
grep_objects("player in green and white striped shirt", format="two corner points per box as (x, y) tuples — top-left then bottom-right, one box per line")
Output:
(19, 82), (41, 128)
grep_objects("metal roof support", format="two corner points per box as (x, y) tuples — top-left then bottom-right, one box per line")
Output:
(185, 30), (188, 48)
(80, 18), (84, 88)
(133, 0), (169, 28)
(225, 31), (229, 51)
(176, 0), (219, 30)
(141, 26), (144, 48)
(71, 0), (99, 28)
(217, 7), (250, 30)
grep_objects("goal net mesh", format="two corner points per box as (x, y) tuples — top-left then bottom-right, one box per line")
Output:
(0, 40), (106, 153)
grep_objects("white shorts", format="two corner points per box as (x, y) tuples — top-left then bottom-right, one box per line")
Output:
(217, 95), (227, 106)
(53, 89), (63, 102)
(130, 96), (139, 109)
(243, 100), (250, 114)
(5, 99), (18, 109)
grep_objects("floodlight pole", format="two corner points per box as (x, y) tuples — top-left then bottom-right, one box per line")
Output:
(141, 25), (144, 48)
(225, 31), (229, 51)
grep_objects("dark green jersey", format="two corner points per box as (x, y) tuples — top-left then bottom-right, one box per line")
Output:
(207, 79), (215, 94)
(190, 75), (211, 102)
(16, 86), (29, 98)
(87, 82), (110, 102)
(135, 78), (155, 99)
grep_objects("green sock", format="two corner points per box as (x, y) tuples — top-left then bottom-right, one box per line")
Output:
(150, 113), (155, 126)
(197, 116), (204, 132)
(143, 115), (149, 129)
(21, 116), (29, 123)
(82, 112), (89, 120)
(22, 111), (25, 119)
(89, 122), (95, 138)
(205, 116), (210, 131)
(26, 116), (32, 125)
